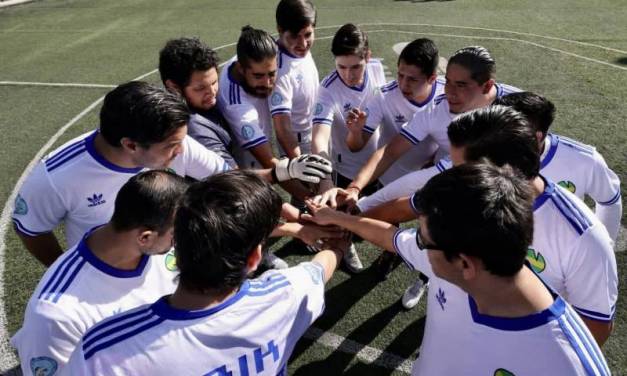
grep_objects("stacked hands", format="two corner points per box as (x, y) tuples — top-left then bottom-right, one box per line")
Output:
(298, 199), (353, 254)
(275, 154), (334, 184)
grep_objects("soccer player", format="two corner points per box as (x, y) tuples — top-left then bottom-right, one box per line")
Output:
(12, 81), (332, 266)
(159, 36), (237, 168)
(12, 170), (187, 375)
(317, 46), (520, 206)
(304, 161), (610, 375)
(494, 92), (622, 242)
(311, 23), (386, 272)
(63, 170), (347, 375)
(270, 0), (319, 158)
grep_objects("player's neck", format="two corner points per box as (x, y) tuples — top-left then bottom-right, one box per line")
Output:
(168, 284), (238, 311)
(93, 133), (138, 169)
(410, 83), (433, 104)
(469, 267), (554, 318)
(529, 176), (546, 199)
(87, 224), (144, 270)
(483, 84), (498, 107)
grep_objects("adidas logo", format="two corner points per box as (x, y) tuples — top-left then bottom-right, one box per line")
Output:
(343, 102), (351, 112)
(394, 114), (406, 123)
(87, 193), (106, 207)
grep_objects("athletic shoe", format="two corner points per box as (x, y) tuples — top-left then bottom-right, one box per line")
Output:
(264, 252), (289, 270)
(401, 279), (428, 310)
(343, 243), (363, 273)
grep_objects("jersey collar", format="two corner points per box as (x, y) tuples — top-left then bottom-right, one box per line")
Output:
(533, 176), (554, 211)
(86, 131), (143, 174)
(78, 228), (150, 278)
(407, 80), (438, 108)
(540, 133), (558, 170)
(337, 69), (369, 92)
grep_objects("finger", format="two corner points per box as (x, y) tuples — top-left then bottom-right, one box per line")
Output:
(300, 213), (315, 222)
(329, 193), (337, 209)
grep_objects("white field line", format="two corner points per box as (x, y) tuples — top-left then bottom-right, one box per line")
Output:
(304, 327), (413, 374)
(0, 81), (116, 89)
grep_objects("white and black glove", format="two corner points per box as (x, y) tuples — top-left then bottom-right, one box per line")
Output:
(273, 154), (333, 184)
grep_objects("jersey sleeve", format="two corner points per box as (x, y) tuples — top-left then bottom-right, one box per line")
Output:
(363, 93), (384, 135)
(269, 75), (294, 118)
(312, 85), (336, 127)
(400, 109), (430, 145)
(563, 225), (618, 322)
(588, 151), (622, 240)
(61, 341), (90, 376)
(392, 228), (434, 277)
(13, 302), (84, 375)
(280, 261), (326, 322)
(177, 136), (230, 180)
(12, 162), (67, 237)
(223, 103), (269, 150)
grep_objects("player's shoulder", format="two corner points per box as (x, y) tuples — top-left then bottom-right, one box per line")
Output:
(433, 93), (448, 106)
(33, 245), (86, 306)
(380, 80), (399, 94)
(495, 82), (522, 97)
(42, 131), (95, 176)
(553, 133), (596, 156)
(539, 180), (600, 237)
(320, 70), (340, 89)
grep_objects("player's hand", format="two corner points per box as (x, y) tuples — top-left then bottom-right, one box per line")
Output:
(296, 223), (346, 247)
(345, 108), (367, 134)
(312, 187), (359, 209)
(274, 154), (333, 184)
(302, 200), (342, 226)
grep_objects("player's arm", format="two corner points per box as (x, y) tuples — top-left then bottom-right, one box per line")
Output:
(271, 221), (344, 246)
(16, 232), (63, 267)
(273, 113), (301, 159)
(312, 246), (345, 284)
(580, 318), (612, 347)
(588, 153), (622, 241)
(359, 197), (415, 224)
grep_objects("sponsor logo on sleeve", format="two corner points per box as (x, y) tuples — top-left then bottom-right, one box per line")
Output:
(303, 263), (322, 285)
(241, 124), (255, 140)
(557, 180), (576, 194)
(165, 248), (178, 271)
(494, 368), (515, 376)
(314, 103), (324, 116)
(30, 356), (58, 376)
(526, 248), (546, 273)
(271, 92), (284, 106)
(14, 194), (28, 215)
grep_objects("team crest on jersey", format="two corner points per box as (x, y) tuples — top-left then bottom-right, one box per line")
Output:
(165, 167), (176, 174)
(241, 124), (255, 140)
(87, 193), (106, 207)
(296, 73), (304, 83)
(165, 248), (178, 271)
(436, 288), (447, 310)
(526, 248), (546, 273)
(303, 263), (322, 285)
(13, 194), (28, 215)
(314, 103), (324, 116)
(494, 368), (515, 376)
(271, 92), (284, 106)
(30, 356), (58, 376)
(394, 114), (406, 124)
(557, 180), (576, 194)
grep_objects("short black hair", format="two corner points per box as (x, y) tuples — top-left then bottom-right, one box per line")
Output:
(414, 162), (534, 277)
(447, 105), (540, 179)
(276, 0), (316, 35)
(159, 37), (219, 88)
(448, 46), (495, 84)
(174, 170), (283, 294)
(398, 38), (439, 77)
(493, 92), (556, 136)
(110, 170), (189, 234)
(99, 81), (190, 148)
(331, 23), (369, 59)
(237, 26), (277, 68)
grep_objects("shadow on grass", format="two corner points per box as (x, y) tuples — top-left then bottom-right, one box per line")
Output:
(615, 56), (627, 66)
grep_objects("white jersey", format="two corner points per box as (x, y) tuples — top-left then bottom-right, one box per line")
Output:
(217, 57), (274, 168)
(540, 133), (622, 240)
(12, 131), (228, 247)
(531, 179), (617, 322)
(400, 83), (520, 154)
(364, 78), (445, 185)
(63, 262), (326, 376)
(11, 231), (178, 375)
(313, 59), (386, 179)
(393, 228), (610, 376)
(269, 46), (319, 154)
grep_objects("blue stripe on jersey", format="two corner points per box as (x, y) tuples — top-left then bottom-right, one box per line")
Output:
(242, 136), (268, 149)
(84, 308), (156, 354)
(236, 85), (241, 104)
(557, 135), (595, 155)
(435, 160), (449, 172)
(12, 218), (46, 237)
(392, 229), (415, 270)
(540, 134), (559, 169)
(38, 249), (80, 300)
(46, 139), (86, 166)
(434, 93), (447, 105)
(363, 125), (375, 134)
(495, 83), (520, 98)
(271, 107), (291, 115)
(83, 306), (153, 344)
(84, 314), (166, 360)
(572, 305), (614, 322)
(45, 146), (87, 172)
(312, 118), (332, 125)
(381, 81), (398, 93)
(246, 281), (291, 296)
(561, 308), (610, 375)
(551, 184), (592, 236)
(229, 83), (236, 105)
(39, 250), (83, 302)
(400, 129), (420, 145)
(598, 190), (621, 206)
(52, 258), (86, 303)
(566, 309), (611, 375)
(278, 52), (284, 69)
(322, 72), (339, 88)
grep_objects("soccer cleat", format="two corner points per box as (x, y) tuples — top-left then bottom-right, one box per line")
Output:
(401, 279), (428, 310)
(343, 243), (363, 273)
(264, 253), (289, 270)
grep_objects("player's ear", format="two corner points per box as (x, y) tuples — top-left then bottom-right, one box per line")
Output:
(137, 229), (157, 248)
(364, 49), (372, 63)
(246, 244), (263, 273)
(120, 137), (139, 153)
(164, 79), (182, 94)
(427, 73), (437, 85)
(482, 78), (495, 95)
(458, 253), (477, 280)
(535, 131), (545, 145)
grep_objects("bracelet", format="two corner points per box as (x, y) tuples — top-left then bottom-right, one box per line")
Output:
(346, 185), (361, 193)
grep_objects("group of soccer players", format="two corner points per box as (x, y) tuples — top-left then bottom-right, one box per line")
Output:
(10, 0), (621, 374)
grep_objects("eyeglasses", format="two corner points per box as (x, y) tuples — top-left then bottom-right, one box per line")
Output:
(415, 224), (445, 252)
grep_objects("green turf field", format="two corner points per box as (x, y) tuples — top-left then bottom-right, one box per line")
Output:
(1, 0), (625, 374)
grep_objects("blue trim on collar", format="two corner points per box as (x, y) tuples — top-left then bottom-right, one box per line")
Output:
(533, 176), (554, 211)
(152, 281), (251, 320)
(408, 81), (438, 108)
(338, 69), (368, 92)
(227, 61), (240, 86)
(540, 133), (558, 170)
(468, 294), (565, 331)
(277, 43), (302, 60)
(78, 229), (150, 278)
(86, 131), (142, 174)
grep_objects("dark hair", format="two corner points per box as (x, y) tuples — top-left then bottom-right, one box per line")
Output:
(493, 92), (556, 136)
(448, 46), (495, 84)
(414, 162), (534, 277)
(237, 26), (277, 68)
(159, 37), (219, 88)
(331, 23), (369, 59)
(110, 170), (188, 234)
(174, 170), (283, 294)
(398, 38), (439, 77)
(447, 105), (540, 179)
(99, 81), (190, 148)
(276, 0), (316, 35)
